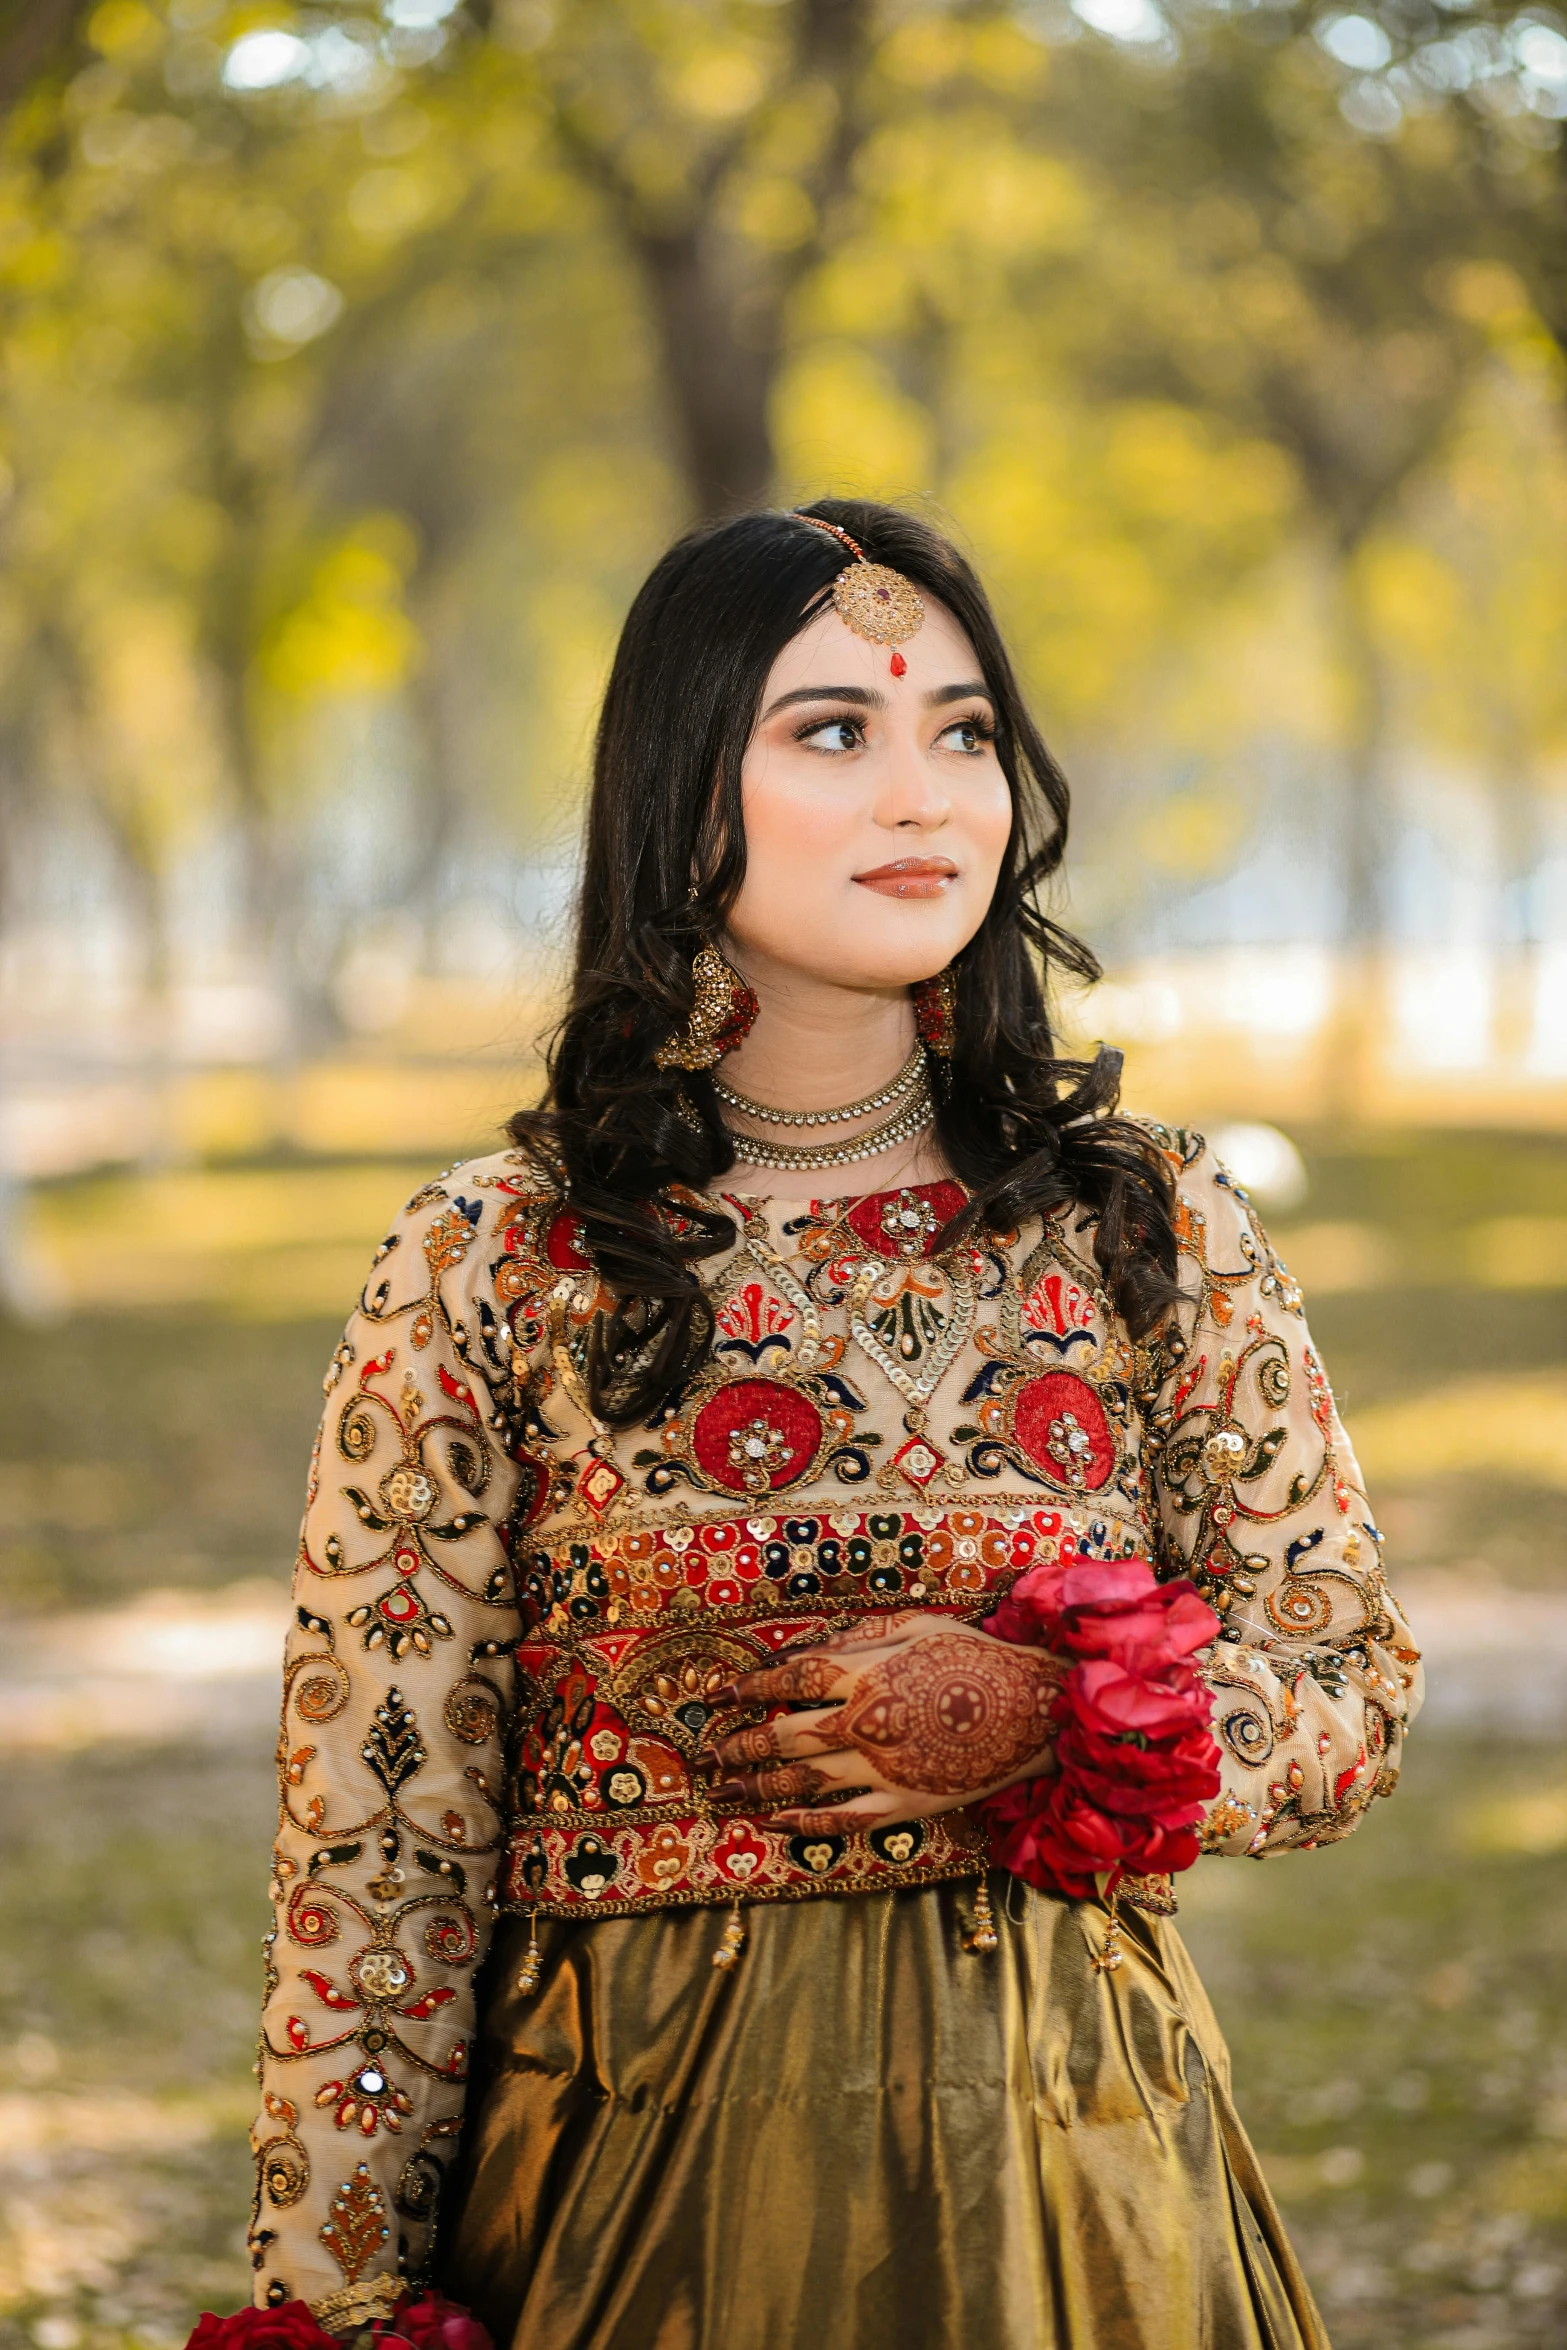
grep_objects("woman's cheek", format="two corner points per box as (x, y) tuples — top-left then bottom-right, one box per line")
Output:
(746, 777), (859, 870)
(968, 772), (1014, 857)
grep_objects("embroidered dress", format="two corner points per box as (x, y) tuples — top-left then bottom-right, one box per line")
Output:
(248, 1128), (1421, 2349)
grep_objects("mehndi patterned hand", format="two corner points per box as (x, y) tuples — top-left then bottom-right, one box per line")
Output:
(701, 1610), (1061, 1834)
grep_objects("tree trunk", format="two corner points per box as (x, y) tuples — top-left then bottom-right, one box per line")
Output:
(1322, 549), (1392, 1126)
(0, 0), (92, 116)
(633, 223), (778, 516)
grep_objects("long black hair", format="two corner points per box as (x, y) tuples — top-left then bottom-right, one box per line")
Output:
(508, 498), (1179, 1423)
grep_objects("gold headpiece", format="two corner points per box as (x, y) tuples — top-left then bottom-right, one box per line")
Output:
(794, 512), (925, 676)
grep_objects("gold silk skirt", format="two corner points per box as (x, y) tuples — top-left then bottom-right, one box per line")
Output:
(438, 1877), (1329, 2350)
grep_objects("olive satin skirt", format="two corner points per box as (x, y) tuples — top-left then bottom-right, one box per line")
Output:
(437, 1877), (1329, 2350)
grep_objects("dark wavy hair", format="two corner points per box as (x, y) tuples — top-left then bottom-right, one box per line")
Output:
(508, 498), (1179, 1423)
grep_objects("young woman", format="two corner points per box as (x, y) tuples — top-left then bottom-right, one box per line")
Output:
(241, 503), (1421, 2350)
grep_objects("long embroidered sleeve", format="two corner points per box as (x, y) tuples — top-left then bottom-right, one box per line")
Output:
(249, 1170), (525, 2322)
(246, 1126), (1422, 2318)
(1141, 1130), (1423, 1857)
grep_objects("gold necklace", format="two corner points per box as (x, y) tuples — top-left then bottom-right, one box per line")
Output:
(725, 1081), (935, 1172)
(711, 1041), (926, 1130)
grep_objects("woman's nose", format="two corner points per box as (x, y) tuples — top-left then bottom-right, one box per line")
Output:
(875, 732), (950, 829)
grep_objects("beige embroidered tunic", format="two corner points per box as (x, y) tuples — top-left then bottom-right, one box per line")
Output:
(248, 1125), (1420, 2336)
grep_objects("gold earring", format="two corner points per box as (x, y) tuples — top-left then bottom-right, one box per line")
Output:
(912, 965), (957, 1059)
(655, 941), (759, 1071)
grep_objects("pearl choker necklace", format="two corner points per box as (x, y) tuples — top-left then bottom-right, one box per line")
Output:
(724, 1079), (935, 1173)
(711, 1041), (926, 1131)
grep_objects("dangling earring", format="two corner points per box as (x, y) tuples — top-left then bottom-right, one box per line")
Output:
(654, 940), (758, 1071)
(912, 965), (957, 1060)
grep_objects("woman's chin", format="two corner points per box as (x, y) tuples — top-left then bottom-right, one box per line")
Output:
(733, 921), (975, 994)
(757, 956), (957, 996)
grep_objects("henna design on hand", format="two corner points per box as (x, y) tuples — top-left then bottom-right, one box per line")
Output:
(814, 1613), (923, 1651)
(781, 1804), (891, 1836)
(814, 1629), (1059, 1799)
(714, 1655), (841, 1707)
(714, 1721), (789, 1766)
(716, 1761), (843, 1809)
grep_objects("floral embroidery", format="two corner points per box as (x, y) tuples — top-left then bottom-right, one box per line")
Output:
(249, 1135), (1421, 2317)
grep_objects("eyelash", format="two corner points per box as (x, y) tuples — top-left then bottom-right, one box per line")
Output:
(795, 714), (996, 752)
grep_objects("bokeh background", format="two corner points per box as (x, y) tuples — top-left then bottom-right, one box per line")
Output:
(1, 2), (1566, 2346)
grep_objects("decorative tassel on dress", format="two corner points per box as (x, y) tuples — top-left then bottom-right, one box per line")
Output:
(1092, 1874), (1125, 1975)
(713, 1902), (746, 1971)
(516, 1913), (542, 1997)
(965, 1878), (999, 1953)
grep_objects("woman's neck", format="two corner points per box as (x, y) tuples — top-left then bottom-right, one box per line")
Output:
(710, 947), (953, 1201)
(719, 967), (912, 1110)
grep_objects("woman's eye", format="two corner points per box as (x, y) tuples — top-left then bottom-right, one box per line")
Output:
(937, 717), (992, 755)
(800, 717), (864, 752)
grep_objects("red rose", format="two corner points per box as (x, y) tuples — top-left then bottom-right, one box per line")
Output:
(382, 2295), (493, 2350)
(984, 1560), (1069, 1647)
(1068, 1657), (1211, 1741)
(975, 1554), (1222, 1900)
(1057, 1559), (1154, 1613)
(1056, 1576), (1217, 1670)
(983, 1781), (1113, 1897)
(185, 2305), (335, 2350)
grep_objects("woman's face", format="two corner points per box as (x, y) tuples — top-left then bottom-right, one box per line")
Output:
(724, 595), (1013, 992)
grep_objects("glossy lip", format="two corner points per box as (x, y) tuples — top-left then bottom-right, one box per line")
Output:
(851, 855), (959, 900)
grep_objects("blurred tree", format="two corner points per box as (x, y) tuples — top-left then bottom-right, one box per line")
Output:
(1287, 0), (1567, 375)
(1250, 0), (1567, 1080)
(1040, 15), (1492, 982)
(465, 0), (877, 513)
(0, 0), (1561, 1135)
(0, 0), (94, 118)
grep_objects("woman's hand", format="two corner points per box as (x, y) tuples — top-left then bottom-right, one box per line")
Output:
(700, 1610), (1061, 1834)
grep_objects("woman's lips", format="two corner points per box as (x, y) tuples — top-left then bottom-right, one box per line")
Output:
(851, 857), (959, 900)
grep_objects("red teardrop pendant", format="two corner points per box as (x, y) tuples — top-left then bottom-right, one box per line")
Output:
(890, 650), (907, 677)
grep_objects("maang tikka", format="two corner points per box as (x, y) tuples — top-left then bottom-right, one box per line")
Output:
(794, 513), (925, 677)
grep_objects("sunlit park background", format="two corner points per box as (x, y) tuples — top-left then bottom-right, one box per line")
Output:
(3, 0), (1567, 2344)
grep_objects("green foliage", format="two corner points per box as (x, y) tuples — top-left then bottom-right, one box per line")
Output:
(0, 0), (1564, 994)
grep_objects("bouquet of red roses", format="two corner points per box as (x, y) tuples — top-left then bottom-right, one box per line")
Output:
(185, 2292), (490, 2350)
(975, 1554), (1223, 1899)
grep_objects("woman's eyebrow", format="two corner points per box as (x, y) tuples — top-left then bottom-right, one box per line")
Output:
(761, 677), (994, 721)
(761, 684), (884, 718)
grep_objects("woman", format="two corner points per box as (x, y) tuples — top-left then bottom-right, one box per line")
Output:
(241, 502), (1421, 2350)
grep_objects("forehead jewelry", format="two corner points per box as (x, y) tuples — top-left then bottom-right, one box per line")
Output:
(794, 513), (925, 678)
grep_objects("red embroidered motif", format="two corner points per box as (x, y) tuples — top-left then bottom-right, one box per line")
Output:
(1012, 1373), (1117, 1493)
(845, 1181), (966, 1260)
(1020, 1270), (1095, 1335)
(544, 1210), (590, 1270)
(712, 1818), (770, 1884)
(577, 1456), (626, 1515)
(689, 1378), (825, 1494)
(715, 1280), (795, 1346)
(889, 1431), (947, 1489)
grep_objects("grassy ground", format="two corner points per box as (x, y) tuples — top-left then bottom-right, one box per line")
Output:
(1, 1128), (1564, 2350)
(1183, 1739), (1567, 2349)
(0, 1746), (270, 2350)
